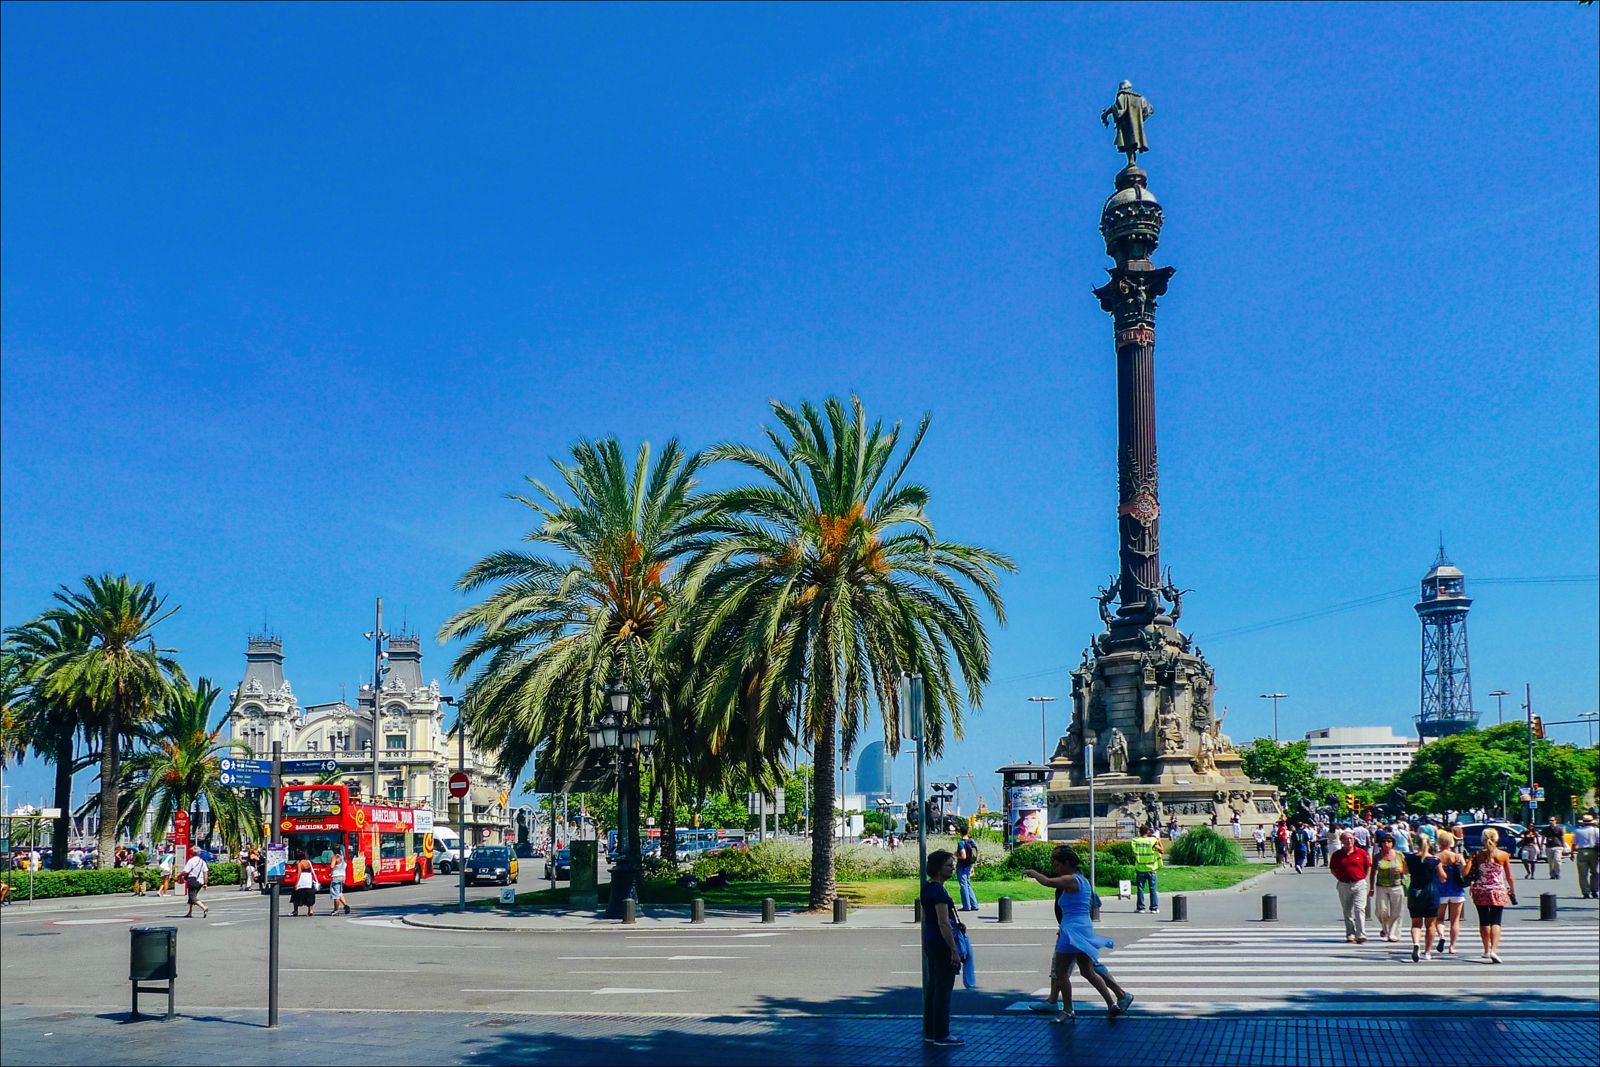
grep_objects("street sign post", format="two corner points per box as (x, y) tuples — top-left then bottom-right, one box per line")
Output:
(218, 757), (273, 789)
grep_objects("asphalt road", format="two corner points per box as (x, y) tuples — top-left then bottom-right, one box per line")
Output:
(2, 866), (1595, 1021)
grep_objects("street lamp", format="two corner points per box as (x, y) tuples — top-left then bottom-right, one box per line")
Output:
(1579, 711), (1598, 749)
(1489, 690), (1509, 726)
(440, 695), (466, 912)
(1027, 696), (1058, 767)
(1259, 693), (1288, 742)
(590, 676), (653, 919)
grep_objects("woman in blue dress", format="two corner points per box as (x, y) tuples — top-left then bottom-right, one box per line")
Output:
(1024, 845), (1133, 1023)
(1404, 834), (1442, 962)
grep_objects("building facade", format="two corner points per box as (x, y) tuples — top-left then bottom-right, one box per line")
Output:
(226, 634), (513, 845)
(1304, 726), (1419, 785)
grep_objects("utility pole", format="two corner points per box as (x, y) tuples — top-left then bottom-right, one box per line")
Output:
(1524, 683), (1536, 827)
(1027, 697), (1057, 767)
(364, 598), (388, 803)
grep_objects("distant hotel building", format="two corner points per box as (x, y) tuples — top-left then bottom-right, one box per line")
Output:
(1304, 726), (1419, 785)
(226, 633), (513, 844)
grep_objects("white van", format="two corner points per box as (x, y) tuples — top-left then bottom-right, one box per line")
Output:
(432, 827), (465, 874)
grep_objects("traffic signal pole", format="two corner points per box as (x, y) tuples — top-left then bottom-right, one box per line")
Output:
(1525, 683), (1536, 827)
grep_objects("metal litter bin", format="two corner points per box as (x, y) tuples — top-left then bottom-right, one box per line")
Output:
(129, 926), (177, 1019)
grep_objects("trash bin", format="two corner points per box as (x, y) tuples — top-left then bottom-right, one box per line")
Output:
(129, 926), (177, 1019)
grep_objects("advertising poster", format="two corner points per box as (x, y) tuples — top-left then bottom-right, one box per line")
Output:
(1007, 784), (1047, 845)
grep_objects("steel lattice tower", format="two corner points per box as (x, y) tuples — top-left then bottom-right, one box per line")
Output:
(1414, 543), (1478, 741)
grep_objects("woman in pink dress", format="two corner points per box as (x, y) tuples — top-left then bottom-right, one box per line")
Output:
(1466, 827), (1517, 963)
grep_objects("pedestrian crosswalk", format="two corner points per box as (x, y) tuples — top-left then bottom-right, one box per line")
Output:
(1007, 926), (1600, 1015)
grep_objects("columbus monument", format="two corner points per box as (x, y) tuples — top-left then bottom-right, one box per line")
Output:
(1047, 82), (1281, 838)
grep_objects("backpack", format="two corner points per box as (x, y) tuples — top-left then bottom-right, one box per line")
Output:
(959, 837), (978, 866)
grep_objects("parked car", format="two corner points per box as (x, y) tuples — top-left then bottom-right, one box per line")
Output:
(544, 848), (571, 881)
(464, 845), (518, 887)
(1456, 822), (1526, 854)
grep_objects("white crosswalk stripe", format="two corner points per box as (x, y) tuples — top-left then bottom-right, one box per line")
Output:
(1005, 925), (1600, 1015)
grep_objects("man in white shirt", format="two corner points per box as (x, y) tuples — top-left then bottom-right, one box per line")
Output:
(1390, 821), (1412, 855)
(182, 852), (209, 918)
(1572, 814), (1599, 899)
(1351, 823), (1371, 850)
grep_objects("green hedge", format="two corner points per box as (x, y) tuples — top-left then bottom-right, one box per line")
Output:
(1168, 827), (1245, 867)
(1, 862), (240, 900)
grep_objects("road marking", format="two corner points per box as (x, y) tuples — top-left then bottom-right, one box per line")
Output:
(898, 943), (1042, 948)
(567, 970), (723, 975)
(45, 918), (137, 926)
(558, 955), (746, 961)
(893, 970), (1039, 975)
(593, 987), (688, 995)
(625, 932), (787, 940)
(283, 967), (412, 973)
(463, 989), (582, 994)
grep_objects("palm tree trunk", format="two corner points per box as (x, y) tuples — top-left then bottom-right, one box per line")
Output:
(809, 714), (837, 910)
(96, 709), (120, 868)
(50, 736), (74, 870)
(660, 762), (678, 864)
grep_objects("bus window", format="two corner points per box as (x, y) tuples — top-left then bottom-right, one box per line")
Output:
(285, 833), (340, 864)
(379, 832), (408, 860)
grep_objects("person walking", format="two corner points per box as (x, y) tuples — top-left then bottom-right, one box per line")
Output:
(1390, 820), (1412, 856)
(1231, 812), (1242, 840)
(1131, 825), (1163, 914)
(329, 847), (351, 915)
(157, 850), (175, 897)
(1466, 827), (1516, 963)
(1330, 831), (1372, 944)
(290, 852), (318, 917)
(1291, 823), (1310, 874)
(1516, 828), (1540, 879)
(918, 850), (965, 1048)
(1252, 825), (1267, 859)
(1368, 832), (1407, 943)
(181, 850), (209, 919)
(1316, 821), (1332, 867)
(954, 831), (980, 913)
(1405, 834), (1441, 961)
(1273, 822), (1289, 867)
(1435, 830), (1467, 956)
(1571, 814), (1598, 899)
(1024, 846), (1133, 1023)
(1540, 817), (1567, 880)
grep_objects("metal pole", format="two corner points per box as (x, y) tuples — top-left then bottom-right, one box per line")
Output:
(1525, 683), (1536, 827)
(371, 598), (384, 803)
(1086, 743), (1096, 891)
(1028, 697), (1057, 770)
(458, 712), (467, 913)
(268, 741), (281, 1028)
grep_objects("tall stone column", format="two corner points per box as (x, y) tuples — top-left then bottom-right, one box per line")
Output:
(1093, 165), (1174, 623)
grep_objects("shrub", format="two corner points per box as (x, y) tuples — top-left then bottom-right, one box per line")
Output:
(999, 841), (1058, 877)
(1168, 827), (1244, 867)
(0, 862), (240, 900)
(1092, 862), (1136, 888)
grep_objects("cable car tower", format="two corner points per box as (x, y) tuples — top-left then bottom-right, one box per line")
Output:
(1414, 542), (1478, 741)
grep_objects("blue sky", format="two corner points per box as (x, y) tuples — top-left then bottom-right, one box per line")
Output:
(3, 2), (1596, 813)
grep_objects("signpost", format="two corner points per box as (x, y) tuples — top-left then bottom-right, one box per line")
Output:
(281, 759), (340, 776)
(450, 770), (470, 913)
(172, 810), (191, 863)
(267, 741), (282, 1028)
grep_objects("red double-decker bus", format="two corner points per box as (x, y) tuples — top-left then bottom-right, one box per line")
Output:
(279, 784), (434, 890)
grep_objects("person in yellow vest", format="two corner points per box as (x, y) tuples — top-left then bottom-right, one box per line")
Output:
(1132, 826), (1164, 915)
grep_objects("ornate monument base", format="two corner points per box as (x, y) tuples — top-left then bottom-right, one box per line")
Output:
(1046, 614), (1281, 841)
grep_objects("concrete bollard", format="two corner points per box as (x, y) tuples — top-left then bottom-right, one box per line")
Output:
(761, 897), (776, 924)
(1262, 894), (1278, 922)
(913, 898), (923, 924)
(833, 897), (848, 924)
(1539, 893), (1558, 921)
(622, 898), (637, 924)
(998, 896), (1014, 923)
(691, 898), (706, 924)
(1171, 894), (1188, 922)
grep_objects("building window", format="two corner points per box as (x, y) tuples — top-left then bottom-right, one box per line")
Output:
(386, 734), (407, 751)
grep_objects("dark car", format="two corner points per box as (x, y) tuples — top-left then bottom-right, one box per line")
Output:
(1456, 822), (1525, 854)
(544, 848), (571, 881)
(464, 845), (518, 886)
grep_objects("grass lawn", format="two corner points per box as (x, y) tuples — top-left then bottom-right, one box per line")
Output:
(484, 864), (1263, 911)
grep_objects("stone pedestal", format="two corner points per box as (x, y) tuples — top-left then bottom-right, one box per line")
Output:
(1045, 617), (1280, 840)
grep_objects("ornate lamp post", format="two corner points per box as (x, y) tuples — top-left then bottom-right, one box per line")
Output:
(590, 678), (655, 919)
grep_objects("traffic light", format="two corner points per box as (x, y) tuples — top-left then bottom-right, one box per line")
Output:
(1532, 716), (1545, 739)
(1347, 793), (1361, 813)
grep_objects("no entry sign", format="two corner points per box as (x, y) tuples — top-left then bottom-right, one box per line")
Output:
(449, 772), (471, 798)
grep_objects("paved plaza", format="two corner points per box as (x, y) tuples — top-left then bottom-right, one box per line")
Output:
(3, 864), (1595, 1064)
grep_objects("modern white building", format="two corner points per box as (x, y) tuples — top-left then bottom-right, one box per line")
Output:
(1304, 726), (1419, 785)
(226, 633), (513, 844)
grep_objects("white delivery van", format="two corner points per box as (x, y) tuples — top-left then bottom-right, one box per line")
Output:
(432, 826), (465, 874)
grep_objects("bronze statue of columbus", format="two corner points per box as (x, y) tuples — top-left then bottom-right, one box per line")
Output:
(1101, 80), (1153, 164)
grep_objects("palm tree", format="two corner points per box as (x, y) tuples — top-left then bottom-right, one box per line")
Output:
(112, 678), (260, 853)
(41, 575), (181, 868)
(685, 396), (1013, 909)
(440, 438), (716, 876)
(2, 617), (101, 868)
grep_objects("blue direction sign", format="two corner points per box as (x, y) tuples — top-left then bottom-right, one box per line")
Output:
(282, 758), (340, 775)
(217, 757), (272, 788)
(219, 757), (271, 773)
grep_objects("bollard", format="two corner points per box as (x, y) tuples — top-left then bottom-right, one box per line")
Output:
(998, 896), (1014, 923)
(761, 897), (776, 924)
(1171, 894), (1188, 922)
(691, 897), (706, 924)
(1539, 893), (1558, 921)
(913, 898), (923, 924)
(1262, 894), (1279, 922)
(833, 897), (848, 924)
(622, 898), (637, 924)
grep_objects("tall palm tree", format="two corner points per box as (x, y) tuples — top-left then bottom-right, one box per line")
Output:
(685, 396), (1013, 909)
(2, 617), (101, 868)
(112, 678), (260, 853)
(41, 575), (181, 868)
(439, 438), (717, 871)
